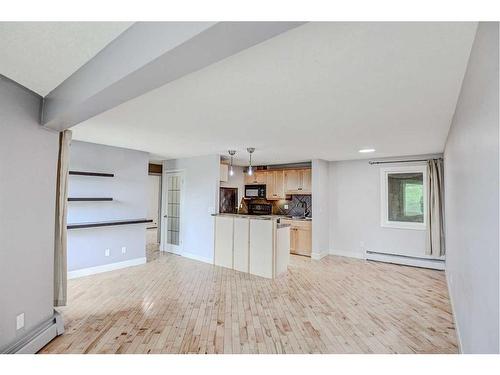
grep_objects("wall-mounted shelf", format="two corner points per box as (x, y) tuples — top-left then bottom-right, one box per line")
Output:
(69, 171), (114, 177)
(67, 219), (153, 230)
(68, 197), (113, 202)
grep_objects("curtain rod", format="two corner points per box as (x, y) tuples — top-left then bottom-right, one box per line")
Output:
(368, 157), (442, 165)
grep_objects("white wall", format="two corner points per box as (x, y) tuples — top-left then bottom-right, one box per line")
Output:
(328, 155), (441, 259)
(163, 154), (220, 262)
(312, 159), (330, 258)
(0, 77), (59, 350)
(220, 165), (245, 207)
(68, 141), (149, 272)
(444, 22), (499, 353)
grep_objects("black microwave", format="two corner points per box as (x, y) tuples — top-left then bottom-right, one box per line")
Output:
(245, 184), (266, 198)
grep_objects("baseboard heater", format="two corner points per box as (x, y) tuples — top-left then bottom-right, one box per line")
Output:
(1, 310), (64, 354)
(365, 250), (445, 270)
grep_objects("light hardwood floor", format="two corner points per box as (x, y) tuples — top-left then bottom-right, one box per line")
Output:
(40, 250), (458, 354)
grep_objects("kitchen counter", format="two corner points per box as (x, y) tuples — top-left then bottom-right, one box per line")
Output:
(213, 214), (290, 278)
(212, 213), (312, 221)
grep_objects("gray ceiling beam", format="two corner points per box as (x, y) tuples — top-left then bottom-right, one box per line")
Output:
(42, 21), (305, 131)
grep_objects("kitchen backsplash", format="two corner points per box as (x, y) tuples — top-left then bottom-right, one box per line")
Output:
(238, 195), (312, 217)
(272, 195), (312, 217)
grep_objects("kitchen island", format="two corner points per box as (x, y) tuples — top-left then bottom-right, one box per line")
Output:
(212, 214), (290, 278)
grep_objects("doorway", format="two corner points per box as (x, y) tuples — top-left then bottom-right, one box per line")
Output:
(161, 171), (184, 255)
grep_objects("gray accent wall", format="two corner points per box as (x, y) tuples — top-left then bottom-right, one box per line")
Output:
(68, 141), (149, 272)
(0, 76), (59, 350)
(444, 22), (499, 353)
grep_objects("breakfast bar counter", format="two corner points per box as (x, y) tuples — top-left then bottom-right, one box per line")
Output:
(212, 214), (290, 278)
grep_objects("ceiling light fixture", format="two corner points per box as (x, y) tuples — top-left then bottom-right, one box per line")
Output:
(359, 148), (376, 153)
(246, 147), (255, 176)
(228, 150), (236, 176)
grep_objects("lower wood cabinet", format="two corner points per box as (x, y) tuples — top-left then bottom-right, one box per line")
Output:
(282, 219), (312, 257)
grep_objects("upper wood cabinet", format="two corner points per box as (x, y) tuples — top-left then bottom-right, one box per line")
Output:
(266, 170), (285, 200)
(244, 170), (267, 185)
(243, 167), (311, 196)
(220, 164), (229, 182)
(284, 169), (312, 194)
(300, 169), (312, 192)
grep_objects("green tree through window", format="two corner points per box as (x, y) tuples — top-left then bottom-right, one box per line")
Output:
(404, 182), (423, 217)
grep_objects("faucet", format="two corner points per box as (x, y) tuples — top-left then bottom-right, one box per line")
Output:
(300, 201), (309, 218)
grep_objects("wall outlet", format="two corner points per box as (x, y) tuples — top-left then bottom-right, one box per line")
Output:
(121, 246), (126, 254)
(16, 313), (24, 330)
(105, 248), (110, 257)
(284, 204), (289, 209)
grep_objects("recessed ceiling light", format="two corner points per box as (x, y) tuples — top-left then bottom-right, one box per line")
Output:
(359, 148), (376, 153)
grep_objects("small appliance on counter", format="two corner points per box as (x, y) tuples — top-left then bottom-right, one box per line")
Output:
(247, 202), (272, 215)
(244, 184), (266, 199)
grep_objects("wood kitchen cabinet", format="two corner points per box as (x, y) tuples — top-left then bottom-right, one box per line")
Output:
(284, 169), (312, 194)
(300, 169), (312, 192)
(282, 219), (312, 257)
(244, 170), (267, 185)
(266, 170), (285, 200)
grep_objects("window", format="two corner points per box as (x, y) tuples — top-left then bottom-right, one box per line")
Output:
(380, 165), (427, 230)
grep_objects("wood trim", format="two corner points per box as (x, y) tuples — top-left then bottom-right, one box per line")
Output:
(148, 163), (163, 175)
(67, 219), (152, 229)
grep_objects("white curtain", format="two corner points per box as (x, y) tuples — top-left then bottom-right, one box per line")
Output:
(426, 158), (445, 257)
(54, 130), (72, 306)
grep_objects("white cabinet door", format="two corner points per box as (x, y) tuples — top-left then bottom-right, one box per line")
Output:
(233, 217), (249, 273)
(214, 216), (233, 268)
(249, 220), (274, 278)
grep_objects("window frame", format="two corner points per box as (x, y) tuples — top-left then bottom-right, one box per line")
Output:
(380, 165), (428, 230)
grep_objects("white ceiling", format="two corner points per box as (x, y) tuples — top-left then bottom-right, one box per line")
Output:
(71, 22), (477, 165)
(0, 22), (133, 96)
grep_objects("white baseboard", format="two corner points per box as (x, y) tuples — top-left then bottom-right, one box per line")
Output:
(180, 251), (213, 264)
(446, 270), (463, 353)
(68, 257), (147, 279)
(330, 249), (366, 260)
(1, 310), (64, 354)
(160, 249), (213, 265)
(311, 252), (328, 260)
(366, 251), (445, 270)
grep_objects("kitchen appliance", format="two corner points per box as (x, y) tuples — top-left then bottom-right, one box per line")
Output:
(244, 184), (266, 198)
(248, 203), (272, 215)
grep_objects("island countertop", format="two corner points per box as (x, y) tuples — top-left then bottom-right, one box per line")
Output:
(211, 213), (312, 222)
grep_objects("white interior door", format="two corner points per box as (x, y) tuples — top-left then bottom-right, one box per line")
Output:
(162, 171), (184, 254)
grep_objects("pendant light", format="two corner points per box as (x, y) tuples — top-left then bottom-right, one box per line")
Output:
(228, 150), (236, 176)
(247, 147), (255, 176)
